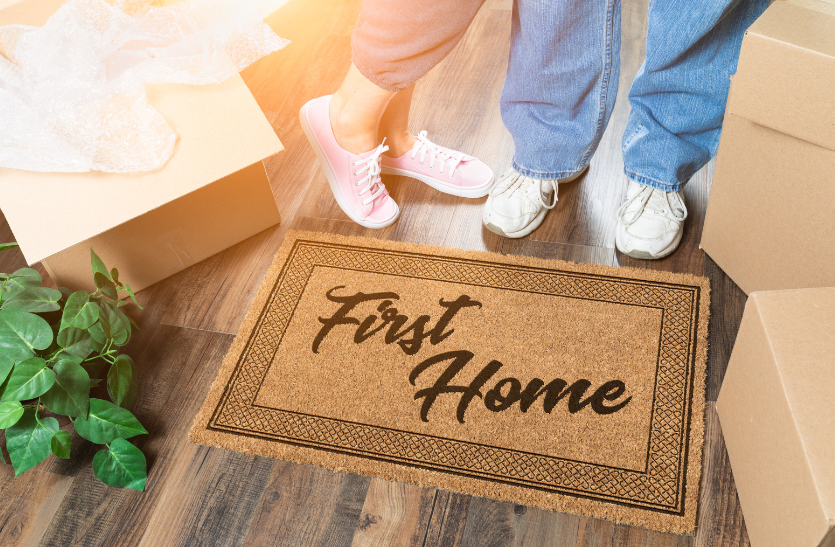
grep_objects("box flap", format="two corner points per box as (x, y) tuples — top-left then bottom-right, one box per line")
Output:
(0, 1), (283, 265)
(754, 288), (835, 520)
(728, 1), (835, 152)
(787, 0), (835, 17)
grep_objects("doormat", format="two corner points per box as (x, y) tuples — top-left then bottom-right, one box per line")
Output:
(190, 231), (709, 535)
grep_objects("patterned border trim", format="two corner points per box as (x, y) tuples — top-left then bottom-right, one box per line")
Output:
(208, 240), (701, 515)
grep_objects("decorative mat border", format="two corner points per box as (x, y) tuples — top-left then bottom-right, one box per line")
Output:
(190, 231), (710, 535)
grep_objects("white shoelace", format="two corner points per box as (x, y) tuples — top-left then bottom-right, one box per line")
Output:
(497, 170), (559, 209)
(409, 130), (465, 177)
(352, 141), (389, 206)
(617, 184), (687, 226)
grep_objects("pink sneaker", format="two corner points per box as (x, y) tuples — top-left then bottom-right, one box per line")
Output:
(381, 131), (494, 198)
(299, 96), (399, 229)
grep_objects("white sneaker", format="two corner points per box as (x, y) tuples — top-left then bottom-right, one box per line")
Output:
(615, 180), (687, 259)
(482, 167), (587, 238)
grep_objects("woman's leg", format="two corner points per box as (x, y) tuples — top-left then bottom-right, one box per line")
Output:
(377, 85), (416, 158)
(327, 66), (416, 157)
(329, 64), (396, 155)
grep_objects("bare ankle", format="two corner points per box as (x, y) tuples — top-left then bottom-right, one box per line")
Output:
(329, 98), (379, 155)
(383, 132), (417, 158)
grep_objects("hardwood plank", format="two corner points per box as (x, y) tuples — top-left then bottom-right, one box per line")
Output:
(422, 491), (472, 547)
(39, 327), (275, 547)
(692, 404), (749, 547)
(499, 238), (614, 267)
(530, 0), (649, 250)
(349, 479), (436, 547)
(242, 462), (370, 547)
(241, 0), (346, 112)
(0, 466), (73, 547)
(460, 498), (580, 547)
(441, 8), (513, 255)
(703, 255), (747, 402)
(575, 518), (692, 547)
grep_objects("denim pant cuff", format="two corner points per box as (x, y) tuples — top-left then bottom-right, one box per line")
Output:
(624, 169), (687, 192)
(513, 160), (587, 181)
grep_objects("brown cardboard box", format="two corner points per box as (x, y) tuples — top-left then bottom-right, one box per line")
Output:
(0, 0), (283, 293)
(700, 1), (835, 294)
(716, 288), (835, 547)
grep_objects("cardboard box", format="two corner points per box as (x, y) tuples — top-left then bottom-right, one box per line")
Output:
(717, 288), (835, 547)
(700, 1), (835, 294)
(0, 0), (283, 293)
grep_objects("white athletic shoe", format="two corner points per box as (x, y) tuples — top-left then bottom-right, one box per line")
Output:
(482, 167), (587, 238)
(615, 180), (687, 259)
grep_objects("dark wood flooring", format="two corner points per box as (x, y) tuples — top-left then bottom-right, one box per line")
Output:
(0, 0), (751, 544)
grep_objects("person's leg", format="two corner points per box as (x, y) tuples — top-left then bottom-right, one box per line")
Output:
(502, 0), (621, 180)
(484, 0), (621, 238)
(615, 0), (769, 259)
(329, 0), (486, 157)
(377, 84), (416, 158)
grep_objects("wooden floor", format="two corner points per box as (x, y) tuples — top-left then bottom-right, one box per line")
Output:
(0, 0), (752, 545)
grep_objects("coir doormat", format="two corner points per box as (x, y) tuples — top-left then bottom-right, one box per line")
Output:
(190, 231), (709, 534)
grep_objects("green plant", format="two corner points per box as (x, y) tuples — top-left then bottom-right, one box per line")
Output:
(0, 244), (148, 491)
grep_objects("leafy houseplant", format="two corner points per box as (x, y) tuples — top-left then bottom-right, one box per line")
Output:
(0, 243), (148, 491)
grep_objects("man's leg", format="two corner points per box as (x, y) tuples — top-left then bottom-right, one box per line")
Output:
(484, 0), (621, 238)
(615, 0), (769, 259)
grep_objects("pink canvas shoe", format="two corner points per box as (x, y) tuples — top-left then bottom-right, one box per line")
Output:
(381, 131), (494, 198)
(299, 96), (399, 229)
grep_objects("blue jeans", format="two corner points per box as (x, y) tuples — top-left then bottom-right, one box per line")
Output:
(501, 0), (769, 191)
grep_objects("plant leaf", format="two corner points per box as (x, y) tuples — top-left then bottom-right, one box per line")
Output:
(41, 360), (90, 418)
(90, 249), (110, 281)
(92, 437), (146, 491)
(9, 268), (41, 287)
(73, 398), (147, 444)
(110, 268), (120, 284)
(107, 355), (134, 408)
(1, 287), (62, 313)
(88, 321), (106, 344)
(5, 409), (59, 476)
(0, 310), (53, 361)
(1, 358), (55, 402)
(51, 430), (72, 459)
(0, 400), (24, 428)
(90, 378), (103, 388)
(0, 353), (14, 385)
(57, 327), (94, 359)
(0, 242), (19, 253)
(61, 291), (94, 331)
(121, 355), (138, 410)
(123, 284), (143, 310)
(99, 302), (130, 346)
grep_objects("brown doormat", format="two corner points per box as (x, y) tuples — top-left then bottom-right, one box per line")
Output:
(190, 231), (709, 535)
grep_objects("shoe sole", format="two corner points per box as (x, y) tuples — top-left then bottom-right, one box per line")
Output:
(299, 100), (399, 229)
(615, 226), (684, 260)
(381, 166), (494, 198)
(482, 165), (589, 239)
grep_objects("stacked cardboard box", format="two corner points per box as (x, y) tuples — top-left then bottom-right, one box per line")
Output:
(709, 3), (835, 547)
(0, 0), (284, 293)
(700, 0), (835, 295)
(717, 288), (835, 547)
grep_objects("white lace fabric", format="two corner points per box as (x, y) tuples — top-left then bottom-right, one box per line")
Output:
(410, 130), (466, 177)
(0, 0), (289, 173)
(353, 142), (389, 205)
(617, 184), (687, 227)
(495, 170), (559, 210)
